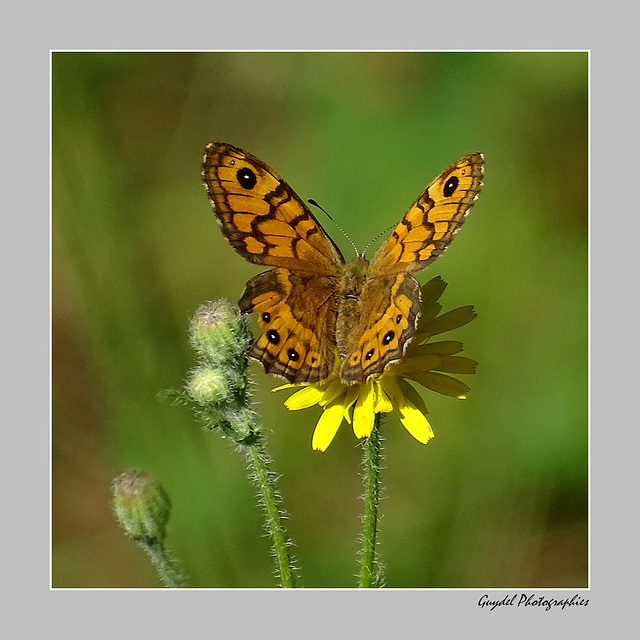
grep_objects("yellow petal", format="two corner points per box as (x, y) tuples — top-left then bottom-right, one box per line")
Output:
(271, 383), (299, 392)
(397, 378), (429, 415)
(312, 401), (345, 451)
(353, 383), (376, 438)
(284, 385), (326, 410)
(380, 375), (405, 409)
(416, 278), (447, 328)
(342, 385), (361, 424)
(382, 376), (434, 444)
(420, 275), (447, 302)
(373, 380), (394, 413)
(397, 401), (434, 444)
(317, 379), (349, 407)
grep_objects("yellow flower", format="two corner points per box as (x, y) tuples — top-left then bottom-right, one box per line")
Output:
(274, 277), (478, 451)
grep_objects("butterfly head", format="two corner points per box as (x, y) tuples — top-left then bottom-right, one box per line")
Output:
(342, 255), (370, 292)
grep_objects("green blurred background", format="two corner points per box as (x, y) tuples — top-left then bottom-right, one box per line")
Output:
(52, 52), (588, 588)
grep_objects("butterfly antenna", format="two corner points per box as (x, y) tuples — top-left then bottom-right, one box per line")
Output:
(308, 199), (361, 257)
(361, 223), (396, 257)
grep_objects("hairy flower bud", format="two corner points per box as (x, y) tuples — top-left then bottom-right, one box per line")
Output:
(187, 366), (233, 406)
(112, 469), (171, 544)
(190, 299), (252, 365)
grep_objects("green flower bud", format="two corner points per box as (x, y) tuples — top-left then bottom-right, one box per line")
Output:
(223, 405), (258, 442)
(187, 366), (232, 406)
(112, 469), (171, 544)
(190, 300), (252, 365)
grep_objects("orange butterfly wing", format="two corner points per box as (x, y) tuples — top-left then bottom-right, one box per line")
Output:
(339, 271), (421, 383)
(369, 153), (484, 277)
(202, 143), (344, 383)
(239, 269), (339, 383)
(340, 153), (484, 382)
(202, 142), (344, 275)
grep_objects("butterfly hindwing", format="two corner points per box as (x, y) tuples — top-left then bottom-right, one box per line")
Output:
(239, 268), (339, 383)
(339, 273), (421, 383)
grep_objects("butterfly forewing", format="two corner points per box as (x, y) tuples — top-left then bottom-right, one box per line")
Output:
(202, 142), (344, 275)
(369, 153), (484, 277)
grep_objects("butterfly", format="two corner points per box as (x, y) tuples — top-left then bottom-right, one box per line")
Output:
(202, 143), (483, 384)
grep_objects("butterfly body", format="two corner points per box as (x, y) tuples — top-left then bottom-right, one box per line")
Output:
(202, 143), (483, 385)
(335, 255), (370, 351)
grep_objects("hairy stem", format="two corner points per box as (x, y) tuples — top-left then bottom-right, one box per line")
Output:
(359, 415), (383, 588)
(243, 437), (297, 588)
(141, 540), (186, 588)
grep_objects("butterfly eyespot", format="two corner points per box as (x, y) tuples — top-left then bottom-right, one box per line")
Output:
(266, 329), (280, 344)
(395, 314), (402, 324)
(443, 176), (458, 197)
(237, 167), (257, 190)
(287, 348), (299, 361)
(382, 331), (395, 345)
(365, 348), (375, 361)
(261, 312), (271, 322)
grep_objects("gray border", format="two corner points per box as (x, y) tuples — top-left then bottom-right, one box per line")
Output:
(11, 0), (630, 634)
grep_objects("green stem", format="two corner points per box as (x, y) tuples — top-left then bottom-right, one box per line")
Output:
(185, 301), (297, 587)
(141, 540), (185, 588)
(359, 415), (383, 588)
(243, 437), (297, 588)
